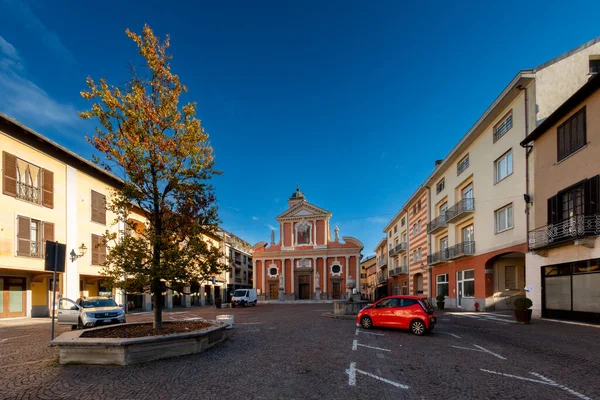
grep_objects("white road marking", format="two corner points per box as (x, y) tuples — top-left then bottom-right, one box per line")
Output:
(347, 362), (408, 389)
(436, 332), (461, 338)
(458, 314), (511, 324)
(357, 331), (385, 336)
(356, 343), (392, 352)
(451, 345), (506, 360)
(529, 372), (593, 400)
(346, 362), (357, 386)
(352, 339), (358, 351)
(542, 318), (600, 329)
(355, 328), (359, 336)
(481, 369), (592, 400)
(473, 344), (506, 360)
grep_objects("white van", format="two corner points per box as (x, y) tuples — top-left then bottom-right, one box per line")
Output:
(231, 289), (257, 307)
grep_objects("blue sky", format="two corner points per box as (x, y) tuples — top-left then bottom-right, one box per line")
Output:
(1, 0), (599, 255)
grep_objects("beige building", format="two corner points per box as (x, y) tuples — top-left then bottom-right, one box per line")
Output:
(217, 229), (253, 302)
(373, 238), (388, 300)
(0, 112), (128, 318)
(360, 255), (376, 300)
(522, 72), (600, 322)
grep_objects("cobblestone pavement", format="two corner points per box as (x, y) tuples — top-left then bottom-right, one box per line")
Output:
(1, 305), (599, 399)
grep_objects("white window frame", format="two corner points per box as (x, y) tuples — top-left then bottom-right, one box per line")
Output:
(460, 269), (475, 298)
(494, 110), (513, 142)
(436, 274), (448, 297)
(495, 203), (514, 233)
(494, 149), (513, 184)
(417, 219), (422, 234)
(436, 178), (445, 194)
(457, 154), (469, 175)
(267, 264), (279, 278)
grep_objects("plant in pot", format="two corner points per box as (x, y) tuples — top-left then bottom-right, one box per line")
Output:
(436, 295), (445, 310)
(513, 297), (533, 323)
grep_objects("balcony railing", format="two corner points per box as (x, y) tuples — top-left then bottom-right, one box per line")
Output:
(377, 256), (388, 268)
(389, 265), (409, 276)
(528, 214), (600, 250)
(30, 242), (44, 258)
(427, 214), (448, 233)
(378, 274), (386, 283)
(427, 249), (449, 265)
(389, 242), (408, 257)
(17, 182), (40, 203)
(448, 241), (475, 259)
(446, 198), (475, 223)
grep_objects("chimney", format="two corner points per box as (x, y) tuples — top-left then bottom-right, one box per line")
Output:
(434, 160), (443, 168)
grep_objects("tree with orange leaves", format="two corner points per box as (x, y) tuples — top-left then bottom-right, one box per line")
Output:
(79, 25), (225, 329)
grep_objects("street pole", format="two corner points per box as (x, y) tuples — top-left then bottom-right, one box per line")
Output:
(50, 241), (58, 342)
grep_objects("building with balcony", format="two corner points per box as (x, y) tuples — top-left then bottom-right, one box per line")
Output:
(373, 238), (388, 300)
(217, 229), (253, 302)
(521, 73), (600, 323)
(424, 38), (600, 311)
(360, 255), (376, 301)
(251, 187), (363, 300)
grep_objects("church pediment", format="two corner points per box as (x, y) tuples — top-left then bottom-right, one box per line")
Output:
(277, 201), (332, 220)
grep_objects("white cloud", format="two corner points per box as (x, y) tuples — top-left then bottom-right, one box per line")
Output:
(0, 37), (80, 130)
(267, 224), (279, 231)
(252, 216), (259, 221)
(0, 35), (19, 60)
(380, 152), (387, 160)
(0, 35), (82, 136)
(3, 1), (77, 65)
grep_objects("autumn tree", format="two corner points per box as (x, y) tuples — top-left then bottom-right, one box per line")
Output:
(79, 25), (225, 329)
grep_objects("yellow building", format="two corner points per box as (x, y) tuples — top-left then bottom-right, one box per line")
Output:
(0, 112), (126, 318)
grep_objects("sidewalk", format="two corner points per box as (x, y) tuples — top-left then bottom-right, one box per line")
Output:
(0, 317), (52, 328)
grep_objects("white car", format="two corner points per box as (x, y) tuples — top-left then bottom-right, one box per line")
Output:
(231, 289), (257, 307)
(57, 296), (126, 329)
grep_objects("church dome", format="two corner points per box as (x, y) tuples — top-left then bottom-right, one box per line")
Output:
(289, 186), (305, 200)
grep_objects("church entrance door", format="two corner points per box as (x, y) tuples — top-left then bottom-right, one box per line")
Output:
(332, 282), (341, 299)
(298, 275), (311, 300)
(269, 283), (278, 300)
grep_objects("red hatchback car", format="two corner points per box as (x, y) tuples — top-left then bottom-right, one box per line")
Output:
(357, 295), (437, 335)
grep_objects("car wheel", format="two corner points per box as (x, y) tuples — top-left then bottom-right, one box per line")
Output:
(410, 320), (426, 336)
(77, 318), (84, 330)
(232, 303), (236, 308)
(254, 300), (257, 306)
(360, 316), (373, 329)
(71, 325), (77, 330)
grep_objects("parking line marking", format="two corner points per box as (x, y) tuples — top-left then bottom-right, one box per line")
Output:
(357, 331), (385, 336)
(355, 328), (359, 336)
(451, 345), (506, 360)
(347, 362), (408, 389)
(473, 345), (506, 360)
(436, 332), (461, 339)
(356, 343), (392, 352)
(352, 339), (358, 351)
(481, 369), (592, 400)
(346, 362), (357, 386)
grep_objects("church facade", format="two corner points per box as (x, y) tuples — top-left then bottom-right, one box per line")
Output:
(251, 188), (363, 300)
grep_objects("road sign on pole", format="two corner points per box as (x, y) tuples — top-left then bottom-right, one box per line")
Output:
(45, 241), (66, 342)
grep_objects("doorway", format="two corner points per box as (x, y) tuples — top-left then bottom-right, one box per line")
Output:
(413, 274), (423, 295)
(298, 275), (311, 300)
(269, 283), (278, 300)
(0, 277), (27, 318)
(332, 282), (341, 299)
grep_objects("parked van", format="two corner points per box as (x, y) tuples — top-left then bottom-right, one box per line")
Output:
(231, 289), (257, 307)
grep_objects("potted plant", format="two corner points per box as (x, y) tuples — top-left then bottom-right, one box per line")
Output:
(436, 295), (445, 310)
(513, 297), (533, 323)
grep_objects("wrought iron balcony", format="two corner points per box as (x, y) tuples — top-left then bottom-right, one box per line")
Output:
(427, 249), (449, 265)
(448, 241), (476, 259)
(427, 214), (448, 233)
(446, 198), (475, 223)
(389, 265), (409, 276)
(377, 256), (388, 268)
(528, 214), (600, 250)
(17, 182), (40, 204)
(390, 242), (408, 256)
(378, 274), (386, 283)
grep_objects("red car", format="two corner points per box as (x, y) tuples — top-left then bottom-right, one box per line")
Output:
(357, 295), (437, 335)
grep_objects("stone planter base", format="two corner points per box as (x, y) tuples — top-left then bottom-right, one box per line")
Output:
(333, 300), (369, 315)
(514, 309), (532, 323)
(52, 321), (227, 366)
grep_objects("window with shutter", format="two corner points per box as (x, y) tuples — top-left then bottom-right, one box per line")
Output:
(43, 222), (54, 257)
(557, 107), (586, 161)
(3, 152), (17, 197)
(42, 169), (54, 209)
(91, 191), (107, 224)
(17, 216), (31, 256)
(91, 234), (106, 265)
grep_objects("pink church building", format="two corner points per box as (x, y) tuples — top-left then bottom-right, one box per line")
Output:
(252, 188), (363, 300)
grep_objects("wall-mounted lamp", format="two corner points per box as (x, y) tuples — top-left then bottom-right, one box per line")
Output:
(69, 243), (88, 262)
(524, 194), (533, 205)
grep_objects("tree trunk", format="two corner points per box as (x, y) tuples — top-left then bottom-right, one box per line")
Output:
(152, 278), (163, 329)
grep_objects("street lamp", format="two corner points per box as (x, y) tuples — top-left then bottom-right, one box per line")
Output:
(69, 243), (88, 262)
